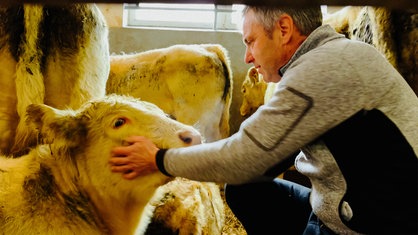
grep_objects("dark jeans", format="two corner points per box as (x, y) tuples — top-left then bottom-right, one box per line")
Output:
(225, 178), (335, 235)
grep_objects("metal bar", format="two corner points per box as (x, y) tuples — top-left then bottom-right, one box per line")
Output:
(1, 0), (417, 9)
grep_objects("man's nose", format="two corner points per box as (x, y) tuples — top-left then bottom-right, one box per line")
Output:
(244, 49), (254, 64)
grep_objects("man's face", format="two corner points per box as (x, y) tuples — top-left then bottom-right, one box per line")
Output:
(242, 9), (285, 83)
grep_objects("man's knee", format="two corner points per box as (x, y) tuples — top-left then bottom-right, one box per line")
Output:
(224, 181), (312, 235)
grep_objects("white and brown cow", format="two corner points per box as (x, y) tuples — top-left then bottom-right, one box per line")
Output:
(106, 44), (233, 143)
(0, 94), (224, 235)
(0, 4), (109, 157)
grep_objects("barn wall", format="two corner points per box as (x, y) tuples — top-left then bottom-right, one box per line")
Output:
(99, 4), (250, 136)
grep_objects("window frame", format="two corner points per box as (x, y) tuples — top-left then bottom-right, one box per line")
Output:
(124, 3), (244, 31)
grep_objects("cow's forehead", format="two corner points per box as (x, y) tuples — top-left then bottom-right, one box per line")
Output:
(81, 95), (166, 118)
(114, 100), (165, 116)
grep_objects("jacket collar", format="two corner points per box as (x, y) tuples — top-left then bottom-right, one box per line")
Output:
(279, 24), (345, 77)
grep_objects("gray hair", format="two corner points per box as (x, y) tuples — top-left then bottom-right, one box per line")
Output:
(243, 5), (323, 37)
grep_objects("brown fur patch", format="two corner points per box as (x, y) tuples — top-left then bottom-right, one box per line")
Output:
(22, 164), (104, 229)
(23, 165), (57, 206)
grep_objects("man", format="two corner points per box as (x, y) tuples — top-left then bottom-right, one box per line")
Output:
(109, 5), (418, 235)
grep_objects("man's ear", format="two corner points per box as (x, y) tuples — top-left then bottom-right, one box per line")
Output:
(276, 14), (294, 44)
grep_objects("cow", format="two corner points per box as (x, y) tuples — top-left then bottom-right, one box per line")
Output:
(146, 178), (225, 235)
(0, 94), (225, 235)
(324, 6), (417, 95)
(106, 44), (233, 143)
(239, 67), (275, 117)
(0, 3), (110, 157)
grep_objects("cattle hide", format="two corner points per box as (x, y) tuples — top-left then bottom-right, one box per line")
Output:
(106, 44), (233, 143)
(0, 94), (224, 235)
(0, 3), (110, 157)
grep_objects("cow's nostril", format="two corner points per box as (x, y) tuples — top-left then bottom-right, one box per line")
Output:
(178, 130), (202, 145)
(180, 135), (193, 144)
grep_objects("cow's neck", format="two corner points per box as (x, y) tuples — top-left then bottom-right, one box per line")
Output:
(35, 147), (111, 233)
(86, 189), (149, 235)
(21, 163), (110, 233)
(61, 188), (111, 233)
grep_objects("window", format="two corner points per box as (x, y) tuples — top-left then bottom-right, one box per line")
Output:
(124, 3), (245, 31)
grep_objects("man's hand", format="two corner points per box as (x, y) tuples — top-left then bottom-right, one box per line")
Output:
(109, 136), (159, 179)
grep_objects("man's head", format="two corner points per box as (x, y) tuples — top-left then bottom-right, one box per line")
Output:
(242, 5), (322, 82)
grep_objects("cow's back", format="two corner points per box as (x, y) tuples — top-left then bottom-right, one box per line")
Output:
(107, 44), (233, 142)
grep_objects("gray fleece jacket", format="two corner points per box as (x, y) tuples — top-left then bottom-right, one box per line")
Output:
(159, 25), (418, 234)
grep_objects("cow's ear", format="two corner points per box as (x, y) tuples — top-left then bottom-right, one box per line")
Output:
(26, 104), (87, 148)
(249, 67), (259, 84)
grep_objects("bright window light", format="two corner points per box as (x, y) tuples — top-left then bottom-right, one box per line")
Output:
(124, 3), (245, 31)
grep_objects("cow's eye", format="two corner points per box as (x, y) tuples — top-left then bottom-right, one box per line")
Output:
(114, 118), (126, 128)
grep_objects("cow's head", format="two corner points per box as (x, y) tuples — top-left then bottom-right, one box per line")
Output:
(25, 94), (202, 232)
(240, 67), (267, 117)
(26, 93), (201, 184)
